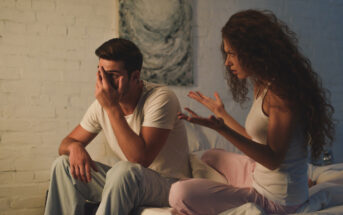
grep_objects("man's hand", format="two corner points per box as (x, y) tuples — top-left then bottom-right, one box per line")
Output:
(95, 67), (123, 110)
(68, 142), (98, 183)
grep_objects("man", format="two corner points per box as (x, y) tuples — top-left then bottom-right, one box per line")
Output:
(44, 38), (191, 215)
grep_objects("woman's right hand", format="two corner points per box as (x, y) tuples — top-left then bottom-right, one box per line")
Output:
(188, 91), (226, 117)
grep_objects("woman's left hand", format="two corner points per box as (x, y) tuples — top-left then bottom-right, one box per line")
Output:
(188, 91), (226, 117)
(178, 108), (226, 131)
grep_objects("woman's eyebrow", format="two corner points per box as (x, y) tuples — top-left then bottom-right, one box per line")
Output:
(223, 47), (231, 53)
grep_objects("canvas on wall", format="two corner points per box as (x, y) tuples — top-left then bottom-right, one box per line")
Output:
(119, 0), (193, 86)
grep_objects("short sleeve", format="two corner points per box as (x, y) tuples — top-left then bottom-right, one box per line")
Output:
(80, 100), (102, 133)
(142, 88), (180, 130)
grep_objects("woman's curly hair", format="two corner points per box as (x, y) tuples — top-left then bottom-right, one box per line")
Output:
(221, 9), (335, 160)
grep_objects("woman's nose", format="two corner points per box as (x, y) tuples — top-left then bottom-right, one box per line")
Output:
(225, 56), (232, 67)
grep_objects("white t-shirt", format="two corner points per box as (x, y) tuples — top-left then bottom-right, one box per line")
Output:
(80, 81), (191, 179)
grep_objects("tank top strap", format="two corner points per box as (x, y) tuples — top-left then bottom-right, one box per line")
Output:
(256, 82), (271, 100)
(262, 83), (270, 100)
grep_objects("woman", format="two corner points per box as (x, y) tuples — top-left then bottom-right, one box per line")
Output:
(169, 10), (335, 214)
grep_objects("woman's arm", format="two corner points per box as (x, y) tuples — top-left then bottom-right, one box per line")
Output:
(180, 90), (294, 170)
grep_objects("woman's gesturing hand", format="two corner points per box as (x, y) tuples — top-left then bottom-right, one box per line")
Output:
(187, 91), (225, 117)
(178, 107), (226, 131)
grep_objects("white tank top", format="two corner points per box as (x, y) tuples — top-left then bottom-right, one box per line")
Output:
(245, 88), (309, 206)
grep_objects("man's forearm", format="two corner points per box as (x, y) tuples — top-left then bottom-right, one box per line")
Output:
(105, 105), (148, 164)
(59, 137), (84, 156)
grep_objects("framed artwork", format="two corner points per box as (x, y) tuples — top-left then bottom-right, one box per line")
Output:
(119, 0), (193, 86)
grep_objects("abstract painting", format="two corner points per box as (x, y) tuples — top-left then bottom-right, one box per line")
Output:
(119, 0), (193, 86)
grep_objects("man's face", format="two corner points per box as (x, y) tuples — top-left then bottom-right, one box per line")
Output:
(97, 58), (130, 97)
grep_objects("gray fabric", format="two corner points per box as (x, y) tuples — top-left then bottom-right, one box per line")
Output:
(44, 155), (178, 215)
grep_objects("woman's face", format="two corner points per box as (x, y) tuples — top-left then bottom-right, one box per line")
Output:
(223, 39), (249, 80)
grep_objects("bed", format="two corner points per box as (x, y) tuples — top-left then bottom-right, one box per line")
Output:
(87, 123), (343, 215)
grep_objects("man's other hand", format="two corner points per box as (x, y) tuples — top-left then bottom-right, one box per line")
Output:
(68, 142), (98, 183)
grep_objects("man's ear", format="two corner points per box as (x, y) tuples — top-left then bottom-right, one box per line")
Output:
(130, 70), (140, 82)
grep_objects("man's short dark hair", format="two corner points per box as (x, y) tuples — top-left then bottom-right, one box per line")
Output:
(95, 38), (143, 76)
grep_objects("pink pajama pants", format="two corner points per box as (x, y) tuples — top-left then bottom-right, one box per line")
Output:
(169, 149), (299, 215)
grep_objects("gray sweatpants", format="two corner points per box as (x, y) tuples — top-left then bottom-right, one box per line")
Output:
(44, 155), (178, 215)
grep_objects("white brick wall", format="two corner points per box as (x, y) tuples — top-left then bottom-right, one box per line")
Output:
(0, 0), (117, 213)
(0, 0), (342, 214)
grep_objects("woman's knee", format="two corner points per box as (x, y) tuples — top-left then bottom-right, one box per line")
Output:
(169, 179), (197, 208)
(201, 148), (224, 166)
